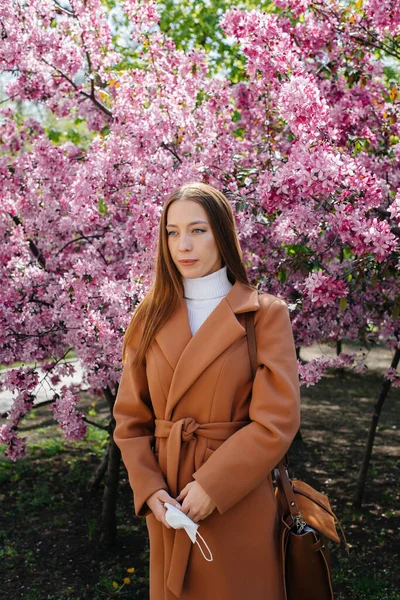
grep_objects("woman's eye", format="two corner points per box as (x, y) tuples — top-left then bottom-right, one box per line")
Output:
(167, 229), (206, 236)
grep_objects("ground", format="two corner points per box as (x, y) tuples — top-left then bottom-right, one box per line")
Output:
(0, 343), (399, 600)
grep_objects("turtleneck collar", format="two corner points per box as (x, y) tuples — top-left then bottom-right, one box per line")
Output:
(183, 265), (233, 300)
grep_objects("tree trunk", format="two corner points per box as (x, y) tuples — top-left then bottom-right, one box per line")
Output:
(100, 386), (121, 547)
(87, 446), (109, 494)
(353, 346), (400, 509)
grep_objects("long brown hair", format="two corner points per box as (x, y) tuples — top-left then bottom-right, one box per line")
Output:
(122, 181), (254, 367)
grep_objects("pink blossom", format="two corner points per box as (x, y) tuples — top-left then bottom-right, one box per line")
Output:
(388, 193), (400, 223)
(278, 75), (335, 142)
(359, 218), (397, 262)
(303, 272), (349, 307)
(3, 368), (39, 392)
(274, 0), (311, 17)
(5, 392), (35, 426)
(298, 352), (361, 386)
(384, 367), (400, 387)
(50, 388), (88, 441)
(0, 424), (28, 461)
(297, 356), (332, 386)
(364, 0), (400, 37)
(121, 0), (160, 29)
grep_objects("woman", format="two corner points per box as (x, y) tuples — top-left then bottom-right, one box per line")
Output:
(113, 181), (301, 600)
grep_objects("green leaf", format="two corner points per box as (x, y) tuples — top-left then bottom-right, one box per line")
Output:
(100, 125), (110, 137)
(284, 243), (313, 261)
(66, 129), (81, 144)
(232, 126), (245, 139)
(232, 110), (242, 123)
(47, 129), (62, 142)
(235, 201), (248, 212)
(98, 197), (108, 214)
(278, 269), (287, 283)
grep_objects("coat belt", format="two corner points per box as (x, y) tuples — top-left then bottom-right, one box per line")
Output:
(154, 417), (250, 598)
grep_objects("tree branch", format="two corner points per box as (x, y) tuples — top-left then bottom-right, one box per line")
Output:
(10, 214), (46, 268)
(53, 1), (77, 18)
(41, 58), (113, 119)
(82, 415), (109, 431)
(55, 233), (105, 256)
(161, 141), (183, 166)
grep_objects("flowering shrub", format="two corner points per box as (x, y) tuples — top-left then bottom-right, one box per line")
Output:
(0, 0), (399, 459)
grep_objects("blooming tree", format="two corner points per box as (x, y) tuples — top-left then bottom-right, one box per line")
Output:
(0, 0), (399, 514)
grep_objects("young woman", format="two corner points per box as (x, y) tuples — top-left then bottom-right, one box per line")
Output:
(113, 181), (301, 600)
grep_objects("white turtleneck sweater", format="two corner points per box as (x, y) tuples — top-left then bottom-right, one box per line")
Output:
(183, 265), (233, 335)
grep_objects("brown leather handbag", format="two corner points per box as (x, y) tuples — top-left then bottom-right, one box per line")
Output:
(245, 311), (349, 600)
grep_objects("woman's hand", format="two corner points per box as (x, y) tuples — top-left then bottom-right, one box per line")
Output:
(146, 489), (182, 528)
(176, 480), (216, 523)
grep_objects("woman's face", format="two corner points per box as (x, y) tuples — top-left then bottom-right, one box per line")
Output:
(166, 199), (222, 279)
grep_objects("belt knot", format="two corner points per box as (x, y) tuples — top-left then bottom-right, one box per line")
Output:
(181, 417), (199, 442)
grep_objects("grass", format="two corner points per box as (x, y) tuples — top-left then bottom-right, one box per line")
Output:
(0, 366), (399, 599)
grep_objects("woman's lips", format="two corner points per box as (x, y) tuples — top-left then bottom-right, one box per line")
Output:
(179, 260), (198, 265)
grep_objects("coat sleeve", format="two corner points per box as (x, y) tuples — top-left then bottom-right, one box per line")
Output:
(192, 297), (301, 515)
(113, 327), (168, 518)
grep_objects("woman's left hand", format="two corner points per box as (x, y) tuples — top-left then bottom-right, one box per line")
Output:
(176, 481), (216, 523)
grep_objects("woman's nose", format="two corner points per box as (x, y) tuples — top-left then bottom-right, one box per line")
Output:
(178, 235), (192, 251)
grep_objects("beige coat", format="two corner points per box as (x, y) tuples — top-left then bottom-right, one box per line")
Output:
(113, 280), (301, 600)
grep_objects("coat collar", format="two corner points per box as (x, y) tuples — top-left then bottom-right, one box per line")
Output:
(154, 280), (260, 418)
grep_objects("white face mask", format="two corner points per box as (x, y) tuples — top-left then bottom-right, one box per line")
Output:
(164, 502), (213, 562)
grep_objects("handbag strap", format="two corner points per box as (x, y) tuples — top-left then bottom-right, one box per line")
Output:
(244, 310), (349, 550)
(245, 310), (257, 380)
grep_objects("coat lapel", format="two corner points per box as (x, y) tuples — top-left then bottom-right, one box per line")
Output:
(154, 280), (260, 419)
(153, 298), (193, 372)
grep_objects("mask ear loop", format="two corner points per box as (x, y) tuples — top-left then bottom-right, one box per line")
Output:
(194, 531), (213, 561)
